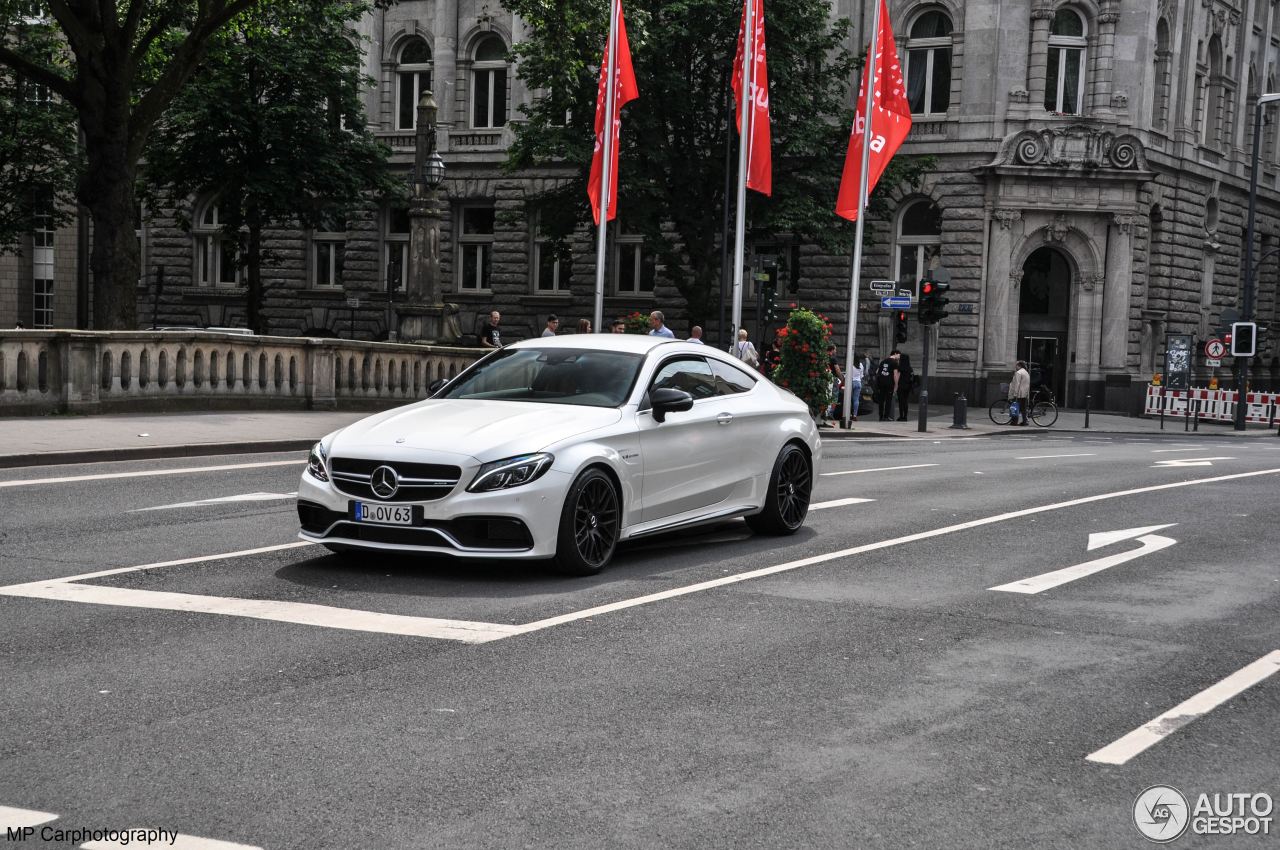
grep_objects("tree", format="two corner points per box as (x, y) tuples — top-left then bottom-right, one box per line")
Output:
(504, 0), (933, 323)
(0, 9), (78, 251)
(141, 0), (399, 333)
(0, 0), (287, 329)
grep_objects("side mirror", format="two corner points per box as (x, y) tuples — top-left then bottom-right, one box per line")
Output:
(650, 387), (694, 423)
(427, 378), (448, 396)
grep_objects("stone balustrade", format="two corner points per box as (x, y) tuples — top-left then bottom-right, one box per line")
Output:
(0, 331), (484, 415)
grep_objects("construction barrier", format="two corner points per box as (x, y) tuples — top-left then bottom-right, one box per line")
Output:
(1144, 385), (1280, 424)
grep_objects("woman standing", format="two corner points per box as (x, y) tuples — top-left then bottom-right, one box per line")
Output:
(730, 328), (760, 369)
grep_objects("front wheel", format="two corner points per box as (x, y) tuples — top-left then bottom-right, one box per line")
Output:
(551, 468), (620, 576)
(989, 399), (1013, 425)
(1030, 401), (1059, 427)
(746, 443), (812, 536)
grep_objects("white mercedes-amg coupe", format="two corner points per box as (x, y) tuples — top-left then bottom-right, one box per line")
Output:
(297, 335), (820, 575)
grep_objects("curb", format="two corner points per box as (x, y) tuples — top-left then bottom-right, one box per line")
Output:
(0, 439), (315, 469)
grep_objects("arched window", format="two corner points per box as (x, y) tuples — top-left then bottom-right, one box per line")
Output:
(904, 10), (953, 116)
(193, 202), (239, 287)
(1205, 36), (1226, 150)
(1045, 8), (1086, 114)
(1152, 18), (1171, 131)
(471, 35), (508, 128)
(396, 37), (433, 131)
(895, 200), (942, 300)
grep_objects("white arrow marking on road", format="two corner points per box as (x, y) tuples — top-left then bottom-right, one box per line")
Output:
(130, 492), (298, 512)
(990, 524), (1178, 594)
(0, 805), (58, 830)
(1152, 457), (1234, 468)
(810, 497), (875, 511)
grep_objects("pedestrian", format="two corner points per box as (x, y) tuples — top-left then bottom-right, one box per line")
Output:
(895, 350), (914, 421)
(1009, 359), (1031, 425)
(610, 318), (626, 333)
(577, 318), (592, 334)
(823, 344), (843, 426)
(14, 320), (24, 329)
(875, 352), (899, 421)
(687, 325), (705, 344)
(847, 352), (865, 421)
(730, 328), (759, 368)
(478, 311), (502, 348)
(542, 314), (560, 337)
(647, 310), (675, 338)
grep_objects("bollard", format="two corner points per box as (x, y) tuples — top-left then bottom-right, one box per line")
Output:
(1084, 394), (1091, 429)
(1270, 400), (1277, 428)
(1159, 387), (1166, 430)
(1194, 398), (1200, 432)
(949, 393), (969, 429)
(1184, 395), (1190, 431)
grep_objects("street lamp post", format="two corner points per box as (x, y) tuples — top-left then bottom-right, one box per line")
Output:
(1237, 92), (1280, 430)
(397, 91), (455, 343)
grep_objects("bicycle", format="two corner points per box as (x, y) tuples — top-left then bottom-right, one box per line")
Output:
(989, 387), (1059, 427)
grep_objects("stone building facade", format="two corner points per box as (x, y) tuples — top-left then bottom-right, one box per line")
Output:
(4, 0), (1280, 412)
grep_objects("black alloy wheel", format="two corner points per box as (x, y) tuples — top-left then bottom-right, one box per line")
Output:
(746, 443), (812, 535)
(552, 468), (620, 576)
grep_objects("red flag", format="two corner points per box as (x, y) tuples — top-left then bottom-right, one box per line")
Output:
(835, 0), (912, 221)
(731, 0), (771, 195)
(588, 0), (639, 225)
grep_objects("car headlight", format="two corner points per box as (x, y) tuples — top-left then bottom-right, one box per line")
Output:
(306, 441), (329, 482)
(467, 453), (554, 493)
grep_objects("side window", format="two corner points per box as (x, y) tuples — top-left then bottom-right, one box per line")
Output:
(649, 357), (717, 400)
(710, 359), (756, 395)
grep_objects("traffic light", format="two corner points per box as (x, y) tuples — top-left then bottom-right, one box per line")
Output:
(1231, 321), (1257, 357)
(919, 280), (951, 325)
(762, 280), (777, 322)
(894, 309), (909, 343)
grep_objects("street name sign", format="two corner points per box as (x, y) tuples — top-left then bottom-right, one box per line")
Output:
(868, 279), (896, 294)
(881, 296), (912, 309)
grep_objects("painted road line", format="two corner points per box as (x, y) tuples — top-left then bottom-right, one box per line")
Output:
(0, 459), (304, 489)
(1151, 448), (1206, 453)
(2, 541), (318, 586)
(1015, 453), (1097, 460)
(810, 498), (875, 511)
(0, 805), (58, 830)
(990, 525), (1177, 594)
(1152, 457), (1234, 468)
(1086, 650), (1280, 765)
(131, 492), (298, 512)
(84, 833), (262, 849)
(0, 581), (520, 644)
(821, 463), (939, 477)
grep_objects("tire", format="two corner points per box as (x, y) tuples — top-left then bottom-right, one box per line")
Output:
(551, 468), (621, 576)
(989, 399), (1013, 425)
(1031, 401), (1059, 427)
(746, 443), (812, 536)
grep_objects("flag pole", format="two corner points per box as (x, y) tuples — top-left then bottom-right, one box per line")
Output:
(593, 0), (620, 334)
(729, 0), (756, 341)
(841, 0), (881, 429)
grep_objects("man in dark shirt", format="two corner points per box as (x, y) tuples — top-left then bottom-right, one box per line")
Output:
(875, 353), (898, 421)
(895, 351), (913, 421)
(478, 311), (502, 348)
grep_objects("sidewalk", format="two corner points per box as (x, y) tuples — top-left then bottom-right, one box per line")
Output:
(0, 403), (1274, 468)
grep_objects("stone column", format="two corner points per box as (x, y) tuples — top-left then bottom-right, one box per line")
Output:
(1027, 8), (1055, 111)
(1101, 214), (1136, 369)
(984, 209), (1022, 370)
(1092, 9), (1120, 117)
(434, 0), (459, 149)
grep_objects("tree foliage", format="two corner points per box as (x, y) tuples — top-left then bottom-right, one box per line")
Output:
(142, 0), (399, 332)
(504, 0), (933, 322)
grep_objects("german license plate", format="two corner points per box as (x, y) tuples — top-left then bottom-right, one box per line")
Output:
(354, 502), (413, 525)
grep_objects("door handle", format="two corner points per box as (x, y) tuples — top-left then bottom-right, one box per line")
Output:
(716, 412), (733, 425)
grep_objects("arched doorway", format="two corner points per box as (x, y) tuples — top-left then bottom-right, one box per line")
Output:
(1018, 247), (1071, 402)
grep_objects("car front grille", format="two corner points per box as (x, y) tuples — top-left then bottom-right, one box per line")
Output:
(329, 457), (462, 502)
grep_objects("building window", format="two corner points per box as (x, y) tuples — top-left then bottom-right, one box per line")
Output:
(384, 205), (409, 291)
(194, 202), (239, 287)
(895, 199), (942, 300)
(904, 10), (953, 116)
(312, 216), (346, 289)
(1205, 36), (1228, 150)
(396, 37), (433, 131)
(32, 211), (54, 328)
(533, 218), (572, 292)
(1045, 8), (1086, 114)
(614, 229), (655, 295)
(458, 206), (495, 291)
(471, 35), (508, 129)
(1153, 19), (1171, 131)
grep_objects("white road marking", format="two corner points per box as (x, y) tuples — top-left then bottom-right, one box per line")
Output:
(810, 497), (875, 510)
(1, 581), (520, 644)
(84, 834), (263, 849)
(0, 460), (304, 488)
(130, 492), (298, 512)
(820, 463), (939, 477)
(1086, 650), (1280, 765)
(1015, 453), (1097, 460)
(1151, 448), (1205, 453)
(0, 805), (57, 829)
(1152, 457), (1234, 468)
(43, 542), (316, 584)
(990, 525), (1177, 594)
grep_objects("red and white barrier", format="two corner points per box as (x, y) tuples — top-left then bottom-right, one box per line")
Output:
(1144, 385), (1280, 424)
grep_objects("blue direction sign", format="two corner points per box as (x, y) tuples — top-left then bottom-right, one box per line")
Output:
(881, 296), (912, 309)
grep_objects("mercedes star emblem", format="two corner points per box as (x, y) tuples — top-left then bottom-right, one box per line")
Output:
(370, 465), (400, 499)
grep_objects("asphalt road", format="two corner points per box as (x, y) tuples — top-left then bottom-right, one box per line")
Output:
(1, 433), (1278, 849)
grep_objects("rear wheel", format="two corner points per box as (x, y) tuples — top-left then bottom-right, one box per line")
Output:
(989, 399), (1013, 425)
(1030, 401), (1059, 427)
(746, 443), (812, 535)
(551, 468), (620, 576)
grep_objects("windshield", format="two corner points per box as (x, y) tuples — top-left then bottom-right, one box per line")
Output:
(438, 347), (644, 407)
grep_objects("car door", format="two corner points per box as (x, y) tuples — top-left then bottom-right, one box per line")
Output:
(635, 355), (731, 523)
(706, 357), (778, 499)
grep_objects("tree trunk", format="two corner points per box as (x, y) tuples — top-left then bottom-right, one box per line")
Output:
(246, 219), (263, 334)
(82, 138), (140, 330)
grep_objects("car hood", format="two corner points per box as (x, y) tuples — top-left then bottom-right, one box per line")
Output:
(330, 400), (624, 462)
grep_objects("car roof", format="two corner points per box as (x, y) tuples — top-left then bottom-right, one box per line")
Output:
(506, 334), (709, 355)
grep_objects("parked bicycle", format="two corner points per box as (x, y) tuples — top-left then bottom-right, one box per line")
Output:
(989, 385), (1059, 427)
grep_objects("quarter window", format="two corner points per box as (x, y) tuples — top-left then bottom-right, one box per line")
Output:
(710, 359), (756, 395)
(904, 11), (953, 115)
(1045, 8), (1086, 114)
